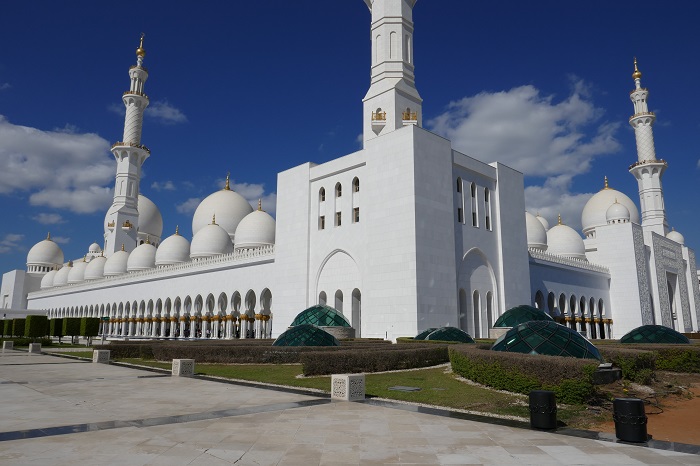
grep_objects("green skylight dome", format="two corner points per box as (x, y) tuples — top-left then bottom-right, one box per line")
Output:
(493, 305), (553, 328)
(290, 305), (350, 327)
(414, 328), (438, 340)
(425, 327), (475, 343)
(272, 324), (341, 347)
(491, 320), (602, 361)
(620, 325), (690, 344)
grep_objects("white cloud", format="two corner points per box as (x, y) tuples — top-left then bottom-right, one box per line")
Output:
(427, 80), (621, 230)
(231, 181), (277, 215)
(0, 83), (10, 91)
(0, 233), (24, 254)
(32, 213), (65, 225)
(176, 197), (201, 214)
(110, 100), (187, 125)
(0, 115), (114, 214)
(52, 236), (70, 245)
(151, 180), (176, 191)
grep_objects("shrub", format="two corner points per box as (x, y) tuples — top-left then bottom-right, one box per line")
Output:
(24, 315), (48, 340)
(599, 347), (657, 384)
(649, 346), (700, 373)
(49, 319), (64, 339)
(449, 345), (598, 404)
(12, 319), (26, 337)
(0, 337), (52, 347)
(80, 318), (100, 338)
(3, 319), (12, 337)
(62, 318), (82, 341)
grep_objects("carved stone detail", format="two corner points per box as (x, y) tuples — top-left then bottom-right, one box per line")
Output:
(632, 226), (653, 325)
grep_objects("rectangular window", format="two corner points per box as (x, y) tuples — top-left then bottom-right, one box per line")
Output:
(353, 207), (360, 223)
(485, 215), (491, 231)
(335, 212), (342, 227)
(457, 208), (463, 223)
(472, 212), (478, 227)
(319, 216), (325, 230)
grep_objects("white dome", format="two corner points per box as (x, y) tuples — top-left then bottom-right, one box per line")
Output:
(606, 201), (630, 224)
(127, 242), (157, 272)
(192, 184), (253, 241)
(27, 235), (64, 268)
(88, 242), (102, 254)
(536, 214), (550, 231)
(525, 212), (547, 251)
(234, 209), (276, 249)
(190, 222), (234, 260)
(40, 269), (58, 289)
(156, 229), (191, 266)
(67, 260), (88, 284)
(53, 263), (73, 286)
(104, 250), (130, 276)
(84, 255), (107, 280)
(581, 182), (639, 236)
(138, 194), (163, 240)
(547, 220), (586, 260)
(667, 229), (685, 245)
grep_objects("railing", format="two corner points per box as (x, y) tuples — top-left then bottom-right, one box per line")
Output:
(629, 111), (655, 120)
(402, 111), (418, 121)
(629, 159), (667, 170)
(528, 248), (609, 274)
(371, 112), (386, 121)
(111, 141), (151, 154)
(123, 90), (149, 99)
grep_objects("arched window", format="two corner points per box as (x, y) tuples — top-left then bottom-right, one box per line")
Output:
(319, 187), (325, 202)
(534, 290), (544, 309)
(472, 290), (481, 338)
(319, 291), (327, 305)
(352, 177), (360, 193)
(335, 290), (343, 314)
(335, 183), (342, 198)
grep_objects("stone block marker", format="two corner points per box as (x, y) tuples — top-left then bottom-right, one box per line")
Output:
(172, 359), (195, 376)
(2, 341), (13, 351)
(331, 374), (365, 401)
(93, 350), (110, 364)
(28, 343), (42, 354)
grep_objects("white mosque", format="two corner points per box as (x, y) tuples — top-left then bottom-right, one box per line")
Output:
(1, 0), (698, 341)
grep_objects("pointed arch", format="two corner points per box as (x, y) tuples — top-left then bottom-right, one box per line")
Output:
(458, 248), (497, 338)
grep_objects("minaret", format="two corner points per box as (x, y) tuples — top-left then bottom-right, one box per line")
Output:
(362, 0), (422, 146)
(104, 34), (151, 255)
(628, 58), (668, 236)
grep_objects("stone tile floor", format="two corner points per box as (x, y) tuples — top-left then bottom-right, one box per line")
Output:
(0, 350), (698, 465)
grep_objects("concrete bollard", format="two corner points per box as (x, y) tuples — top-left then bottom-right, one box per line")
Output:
(331, 374), (365, 401)
(92, 350), (110, 364)
(172, 359), (195, 376)
(2, 341), (13, 351)
(28, 343), (42, 354)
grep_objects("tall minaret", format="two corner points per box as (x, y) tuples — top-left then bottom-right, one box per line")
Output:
(362, 0), (422, 146)
(628, 58), (668, 236)
(104, 35), (151, 255)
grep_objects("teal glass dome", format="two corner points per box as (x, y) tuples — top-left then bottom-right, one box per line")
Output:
(491, 320), (602, 361)
(493, 305), (553, 328)
(425, 327), (475, 343)
(272, 324), (341, 347)
(414, 328), (437, 340)
(620, 325), (690, 344)
(290, 305), (350, 327)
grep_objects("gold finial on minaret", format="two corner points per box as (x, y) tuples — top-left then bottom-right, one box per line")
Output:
(212, 214), (217, 225)
(557, 214), (563, 225)
(121, 244), (125, 251)
(224, 172), (231, 190)
(258, 199), (262, 211)
(136, 33), (146, 57)
(175, 225), (180, 235)
(632, 57), (642, 80)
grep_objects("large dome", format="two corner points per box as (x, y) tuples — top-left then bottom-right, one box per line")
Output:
(290, 305), (350, 327)
(525, 212), (547, 251)
(581, 180), (639, 237)
(190, 222), (234, 260)
(156, 228), (191, 266)
(84, 255), (107, 280)
(40, 269), (58, 289)
(234, 207), (276, 249)
(52, 263), (73, 286)
(492, 320), (602, 360)
(547, 219), (586, 260)
(104, 249), (130, 276)
(138, 194), (163, 240)
(67, 259), (88, 284)
(493, 305), (554, 328)
(27, 235), (64, 268)
(127, 242), (156, 271)
(192, 180), (253, 241)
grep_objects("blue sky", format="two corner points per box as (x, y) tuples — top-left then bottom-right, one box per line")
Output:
(1, 0), (699, 272)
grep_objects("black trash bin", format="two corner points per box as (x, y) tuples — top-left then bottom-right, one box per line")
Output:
(613, 398), (648, 443)
(529, 390), (557, 429)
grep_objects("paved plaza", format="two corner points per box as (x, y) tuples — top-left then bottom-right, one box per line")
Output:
(0, 350), (699, 465)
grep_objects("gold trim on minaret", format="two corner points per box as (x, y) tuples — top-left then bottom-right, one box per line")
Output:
(136, 33), (146, 57)
(632, 57), (642, 80)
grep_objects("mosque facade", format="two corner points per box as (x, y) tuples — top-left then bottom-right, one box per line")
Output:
(2, 0), (698, 340)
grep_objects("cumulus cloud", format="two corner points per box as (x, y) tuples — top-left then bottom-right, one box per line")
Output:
(176, 197), (201, 214)
(428, 80), (621, 231)
(109, 100), (187, 124)
(0, 233), (24, 254)
(231, 181), (277, 215)
(151, 180), (176, 191)
(32, 213), (65, 225)
(52, 236), (70, 245)
(0, 116), (114, 214)
(524, 176), (593, 230)
(0, 82), (10, 91)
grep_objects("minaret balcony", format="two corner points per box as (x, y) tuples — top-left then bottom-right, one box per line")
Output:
(371, 111), (387, 135)
(111, 141), (151, 154)
(107, 221), (115, 231)
(629, 111), (655, 120)
(122, 220), (134, 230)
(402, 111), (418, 125)
(629, 159), (667, 170)
(123, 90), (149, 99)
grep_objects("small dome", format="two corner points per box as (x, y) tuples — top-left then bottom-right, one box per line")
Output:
(192, 178), (253, 241)
(40, 269), (58, 289)
(493, 305), (554, 328)
(84, 255), (107, 280)
(88, 242), (102, 254)
(52, 263), (73, 286)
(620, 324), (690, 344)
(234, 208), (276, 249)
(492, 321), (602, 361)
(104, 249), (130, 276)
(127, 242), (156, 271)
(536, 213), (549, 231)
(581, 180), (639, 236)
(156, 229), (191, 266)
(290, 305), (351, 327)
(138, 194), (163, 240)
(27, 235), (64, 268)
(414, 328), (438, 340)
(606, 201), (630, 224)
(272, 324), (340, 347)
(667, 229), (685, 245)
(67, 259), (88, 284)
(547, 218), (586, 260)
(425, 327), (475, 343)
(525, 212), (547, 251)
(190, 221), (234, 260)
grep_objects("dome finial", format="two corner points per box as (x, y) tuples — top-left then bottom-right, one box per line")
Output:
(175, 225), (180, 235)
(136, 33), (146, 58)
(632, 57), (642, 80)
(557, 214), (563, 225)
(145, 235), (151, 245)
(258, 199), (262, 211)
(212, 214), (217, 225)
(224, 172), (231, 191)
(121, 243), (125, 251)
(603, 176), (610, 190)
(47, 232), (51, 241)
(68, 260), (73, 267)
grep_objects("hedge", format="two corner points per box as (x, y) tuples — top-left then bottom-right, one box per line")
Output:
(49, 319), (64, 338)
(300, 345), (449, 376)
(62, 318), (81, 338)
(599, 347), (656, 384)
(24, 315), (48, 340)
(80, 318), (100, 338)
(3, 319), (12, 336)
(12, 319), (26, 337)
(0, 337), (52, 347)
(616, 344), (700, 374)
(449, 345), (598, 404)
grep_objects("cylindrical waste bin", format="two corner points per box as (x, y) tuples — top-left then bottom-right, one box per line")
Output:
(613, 398), (648, 443)
(529, 390), (557, 429)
